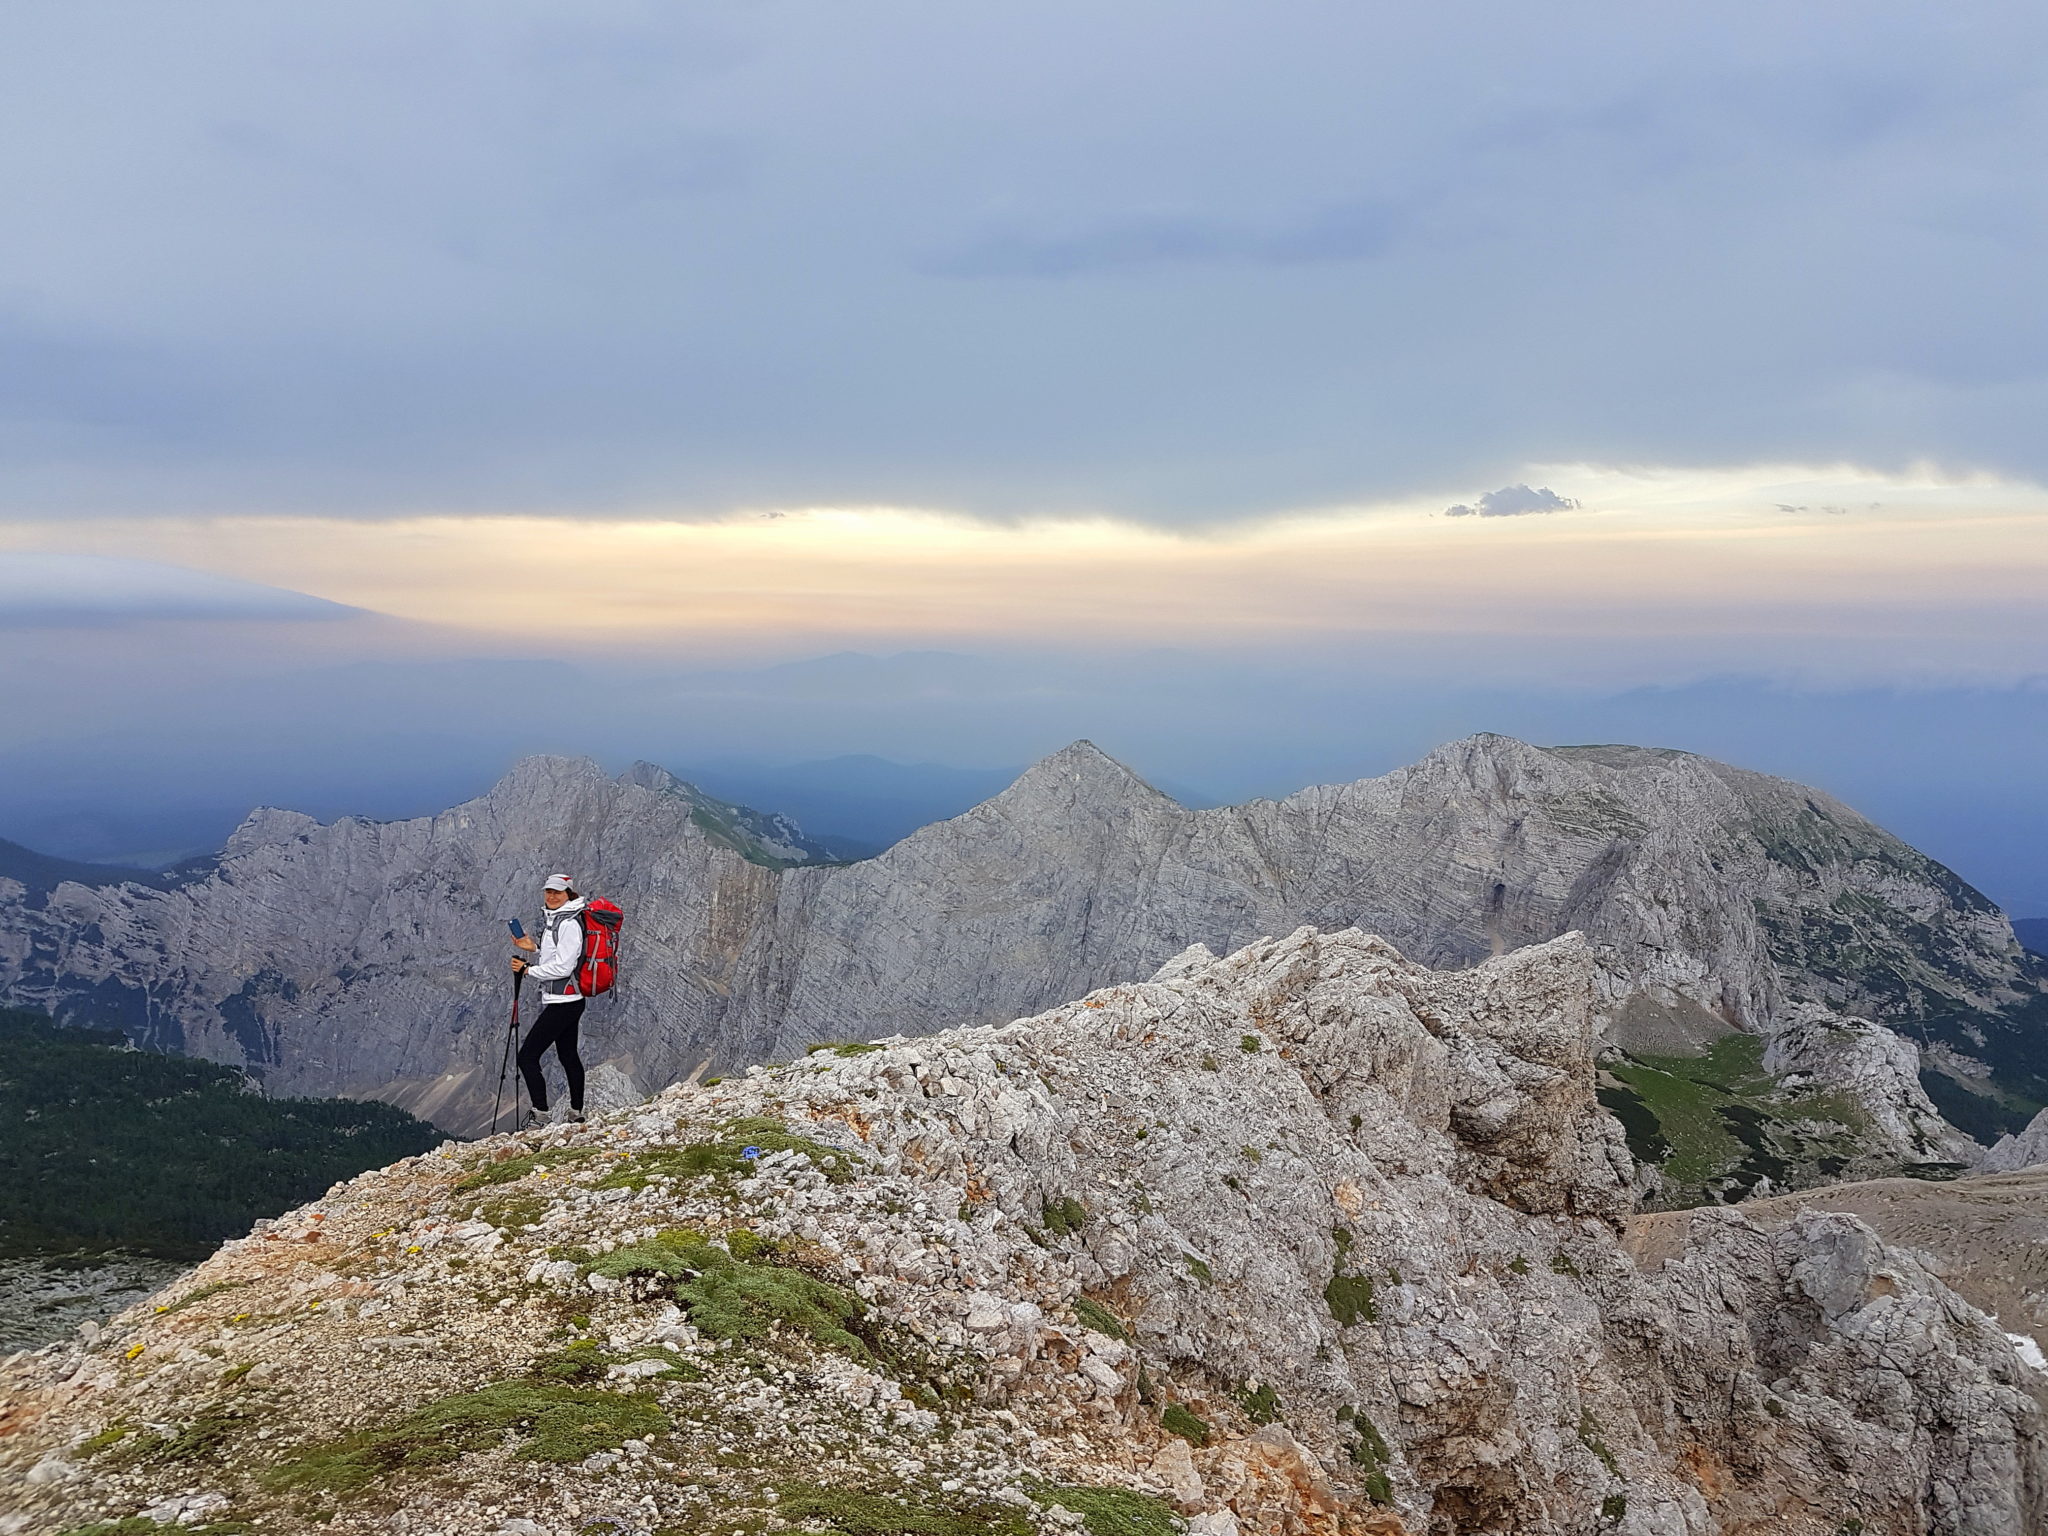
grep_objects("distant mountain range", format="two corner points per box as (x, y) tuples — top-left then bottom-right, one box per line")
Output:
(2017, 917), (2048, 958)
(0, 747), (1210, 870)
(2, 736), (2041, 1193)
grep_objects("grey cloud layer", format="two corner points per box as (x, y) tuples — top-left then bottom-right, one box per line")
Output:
(1, 1), (2044, 519)
(0, 555), (358, 626)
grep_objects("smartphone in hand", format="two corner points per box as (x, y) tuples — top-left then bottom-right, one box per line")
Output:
(507, 918), (525, 940)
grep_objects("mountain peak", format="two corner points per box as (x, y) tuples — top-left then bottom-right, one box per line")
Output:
(492, 755), (613, 798)
(618, 760), (688, 794)
(1007, 740), (1168, 798)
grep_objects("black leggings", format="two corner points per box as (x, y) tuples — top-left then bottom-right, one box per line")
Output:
(517, 998), (586, 1112)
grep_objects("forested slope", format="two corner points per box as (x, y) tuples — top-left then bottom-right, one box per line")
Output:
(0, 1007), (441, 1259)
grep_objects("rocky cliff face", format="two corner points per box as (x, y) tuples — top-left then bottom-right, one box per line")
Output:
(2, 736), (2038, 1146)
(4, 929), (2040, 1536)
(1985, 1111), (2048, 1173)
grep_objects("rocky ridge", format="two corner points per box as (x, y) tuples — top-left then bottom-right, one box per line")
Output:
(1985, 1110), (2048, 1174)
(1, 736), (2039, 1153)
(3, 928), (2042, 1536)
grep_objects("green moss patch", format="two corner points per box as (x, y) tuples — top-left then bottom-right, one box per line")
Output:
(105, 1402), (258, 1468)
(1072, 1296), (1129, 1342)
(1040, 1197), (1088, 1239)
(1326, 1224), (1377, 1330)
(59, 1522), (254, 1536)
(596, 1117), (855, 1190)
(466, 1191), (547, 1230)
(1324, 1268), (1377, 1328)
(685, 1254), (866, 1356)
(1239, 1382), (1280, 1425)
(453, 1144), (599, 1192)
(585, 1226), (715, 1282)
(583, 1227), (870, 1359)
(77, 1422), (135, 1457)
(264, 1378), (669, 1494)
(1577, 1408), (1619, 1476)
(1347, 1409), (1395, 1504)
(527, 1339), (618, 1384)
(775, 1482), (1032, 1536)
(1161, 1404), (1210, 1446)
(1027, 1482), (1183, 1536)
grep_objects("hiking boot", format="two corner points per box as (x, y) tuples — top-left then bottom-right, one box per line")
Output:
(522, 1106), (556, 1130)
(560, 1106), (587, 1125)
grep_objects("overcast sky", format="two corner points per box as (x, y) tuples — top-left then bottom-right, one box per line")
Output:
(3, 2), (2045, 909)
(4, 0), (2045, 518)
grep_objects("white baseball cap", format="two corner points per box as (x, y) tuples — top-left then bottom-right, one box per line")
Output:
(542, 873), (575, 892)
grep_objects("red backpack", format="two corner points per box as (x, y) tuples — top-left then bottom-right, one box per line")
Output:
(575, 899), (623, 998)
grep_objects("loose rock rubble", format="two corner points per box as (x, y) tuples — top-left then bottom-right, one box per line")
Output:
(3, 928), (2042, 1535)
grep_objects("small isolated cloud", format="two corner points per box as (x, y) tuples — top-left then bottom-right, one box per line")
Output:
(0, 554), (359, 627)
(1444, 484), (1580, 519)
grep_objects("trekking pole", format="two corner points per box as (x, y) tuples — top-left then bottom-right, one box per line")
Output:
(491, 970), (524, 1137)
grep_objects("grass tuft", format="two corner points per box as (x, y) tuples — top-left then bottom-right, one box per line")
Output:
(1040, 1197), (1088, 1239)
(1027, 1482), (1183, 1536)
(596, 1117), (855, 1190)
(264, 1378), (669, 1494)
(1239, 1382), (1280, 1424)
(1072, 1296), (1129, 1342)
(77, 1422), (134, 1457)
(157, 1278), (249, 1317)
(107, 1402), (255, 1467)
(1348, 1409), (1395, 1504)
(1160, 1404), (1210, 1447)
(59, 1522), (254, 1535)
(582, 1227), (870, 1359)
(775, 1482), (1032, 1536)
(1325, 1272), (1377, 1327)
(453, 1144), (599, 1192)
(1577, 1408), (1619, 1476)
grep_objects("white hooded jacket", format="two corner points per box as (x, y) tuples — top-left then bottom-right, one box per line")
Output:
(525, 897), (586, 1004)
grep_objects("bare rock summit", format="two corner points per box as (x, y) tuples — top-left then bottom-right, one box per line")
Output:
(3, 928), (2039, 1535)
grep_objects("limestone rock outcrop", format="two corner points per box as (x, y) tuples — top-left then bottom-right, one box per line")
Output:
(1761, 1005), (1981, 1169)
(4, 929), (2039, 1535)
(1, 736), (2039, 1140)
(1985, 1109), (2048, 1173)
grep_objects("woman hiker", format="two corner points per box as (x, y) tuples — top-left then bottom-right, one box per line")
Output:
(510, 872), (588, 1126)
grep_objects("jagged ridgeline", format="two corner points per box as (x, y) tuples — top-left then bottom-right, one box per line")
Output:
(4, 931), (2043, 1535)
(1, 737), (2041, 1182)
